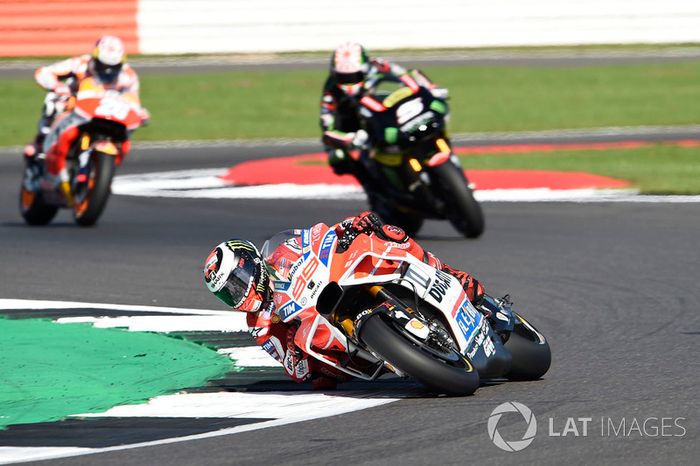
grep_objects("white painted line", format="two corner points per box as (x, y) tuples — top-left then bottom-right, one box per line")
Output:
(112, 169), (700, 203)
(55, 315), (248, 333)
(0, 299), (233, 316)
(0, 448), (93, 466)
(475, 188), (700, 203)
(0, 298), (400, 465)
(218, 346), (281, 367)
(0, 392), (398, 464)
(0, 392), (398, 465)
(112, 174), (365, 200)
(77, 391), (396, 419)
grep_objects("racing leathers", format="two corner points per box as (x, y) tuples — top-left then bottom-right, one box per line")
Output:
(247, 211), (485, 389)
(27, 55), (145, 184)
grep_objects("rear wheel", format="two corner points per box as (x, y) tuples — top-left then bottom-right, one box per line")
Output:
(73, 152), (115, 227)
(359, 314), (479, 395)
(504, 313), (551, 381)
(430, 162), (484, 238)
(19, 185), (58, 226)
(19, 161), (58, 226)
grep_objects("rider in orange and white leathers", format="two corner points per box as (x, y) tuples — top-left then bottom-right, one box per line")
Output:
(24, 35), (147, 185)
(204, 211), (486, 389)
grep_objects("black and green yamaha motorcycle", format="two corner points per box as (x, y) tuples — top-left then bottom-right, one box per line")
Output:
(325, 74), (484, 238)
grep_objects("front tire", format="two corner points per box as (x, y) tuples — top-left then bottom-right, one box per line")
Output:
(371, 199), (425, 237)
(73, 153), (115, 227)
(504, 313), (551, 381)
(431, 162), (484, 238)
(359, 314), (479, 395)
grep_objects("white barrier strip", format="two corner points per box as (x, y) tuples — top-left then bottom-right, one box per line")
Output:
(137, 0), (700, 54)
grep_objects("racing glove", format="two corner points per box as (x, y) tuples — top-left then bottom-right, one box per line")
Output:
(351, 129), (369, 150)
(53, 83), (72, 98)
(322, 129), (369, 151)
(337, 211), (410, 252)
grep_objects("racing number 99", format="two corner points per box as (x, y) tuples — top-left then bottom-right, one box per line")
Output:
(292, 257), (319, 300)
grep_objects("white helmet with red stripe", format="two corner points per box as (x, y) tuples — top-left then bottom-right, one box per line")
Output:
(331, 41), (370, 96)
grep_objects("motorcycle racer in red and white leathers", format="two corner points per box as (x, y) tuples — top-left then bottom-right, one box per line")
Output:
(204, 211), (490, 389)
(24, 35), (148, 187)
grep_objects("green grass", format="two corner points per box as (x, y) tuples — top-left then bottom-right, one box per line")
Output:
(2, 60), (700, 146)
(458, 144), (700, 194)
(3, 59), (699, 192)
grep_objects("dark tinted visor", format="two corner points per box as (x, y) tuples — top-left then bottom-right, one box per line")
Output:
(213, 255), (256, 308)
(94, 60), (122, 84)
(336, 71), (364, 85)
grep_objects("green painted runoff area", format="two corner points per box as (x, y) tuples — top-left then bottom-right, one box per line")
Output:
(0, 318), (232, 429)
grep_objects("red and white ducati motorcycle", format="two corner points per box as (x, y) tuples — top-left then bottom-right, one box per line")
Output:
(262, 223), (551, 395)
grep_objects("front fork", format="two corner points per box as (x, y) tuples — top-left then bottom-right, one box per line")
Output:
(404, 137), (463, 213)
(356, 285), (451, 348)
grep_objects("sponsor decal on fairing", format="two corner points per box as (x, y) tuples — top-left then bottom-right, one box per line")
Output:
(455, 298), (483, 348)
(278, 300), (302, 321)
(301, 229), (311, 260)
(318, 230), (337, 267)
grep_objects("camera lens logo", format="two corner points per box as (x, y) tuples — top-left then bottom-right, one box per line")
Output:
(487, 402), (537, 452)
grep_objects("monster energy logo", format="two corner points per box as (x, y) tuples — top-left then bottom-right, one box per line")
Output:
(225, 240), (257, 253)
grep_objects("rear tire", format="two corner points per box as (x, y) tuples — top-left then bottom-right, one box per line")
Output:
(19, 184), (58, 226)
(504, 313), (551, 381)
(73, 153), (115, 227)
(431, 163), (484, 238)
(359, 314), (479, 395)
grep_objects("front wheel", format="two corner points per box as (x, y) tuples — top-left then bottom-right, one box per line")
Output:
(359, 314), (479, 395)
(73, 152), (116, 227)
(430, 162), (484, 238)
(370, 196), (424, 237)
(504, 313), (551, 381)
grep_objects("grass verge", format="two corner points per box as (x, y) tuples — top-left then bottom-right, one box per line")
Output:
(457, 143), (700, 194)
(2, 60), (699, 146)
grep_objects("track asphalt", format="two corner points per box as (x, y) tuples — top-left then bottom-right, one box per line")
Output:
(0, 139), (698, 465)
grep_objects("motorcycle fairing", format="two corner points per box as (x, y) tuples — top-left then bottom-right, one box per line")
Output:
(276, 223), (486, 359)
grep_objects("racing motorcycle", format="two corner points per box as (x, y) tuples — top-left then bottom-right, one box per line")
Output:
(262, 223), (551, 395)
(19, 77), (144, 226)
(324, 74), (484, 238)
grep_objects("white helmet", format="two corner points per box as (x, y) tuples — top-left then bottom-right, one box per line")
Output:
(91, 35), (126, 84)
(331, 41), (370, 97)
(203, 239), (271, 312)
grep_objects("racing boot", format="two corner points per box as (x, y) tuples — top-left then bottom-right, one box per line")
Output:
(440, 263), (485, 304)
